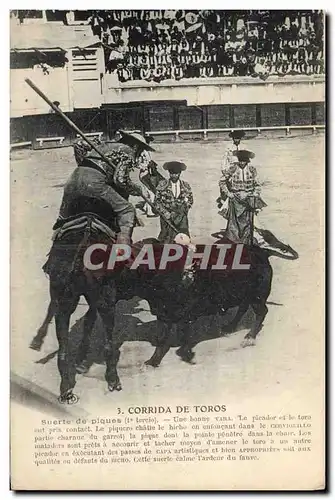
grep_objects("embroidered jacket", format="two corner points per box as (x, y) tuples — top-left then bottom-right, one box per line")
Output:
(154, 178), (193, 220)
(81, 143), (139, 200)
(219, 163), (261, 198)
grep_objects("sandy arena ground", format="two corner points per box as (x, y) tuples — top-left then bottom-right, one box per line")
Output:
(10, 134), (325, 418)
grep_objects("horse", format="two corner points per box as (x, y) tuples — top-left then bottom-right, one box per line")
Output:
(38, 211), (127, 404)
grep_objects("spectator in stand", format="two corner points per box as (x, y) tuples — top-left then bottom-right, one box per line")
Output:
(179, 38), (190, 57)
(153, 65), (165, 83)
(235, 56), (249, 76)
(199, 61), (206, 78)
(171, 25), (183, 42)
(245, 42), (256, 71)
(253, 56), (269, 79)
(106, 41), (125, 73)
(116, 63), (130, 82)
(216, 42), (226, 77)
(296, 46), (307, 74)
(132, 59), (141, 80)
(139, 53), (148, 68)
(140, 63), (151, 82)
(88, 11), (104, 38)
(158, 43), (169, 65)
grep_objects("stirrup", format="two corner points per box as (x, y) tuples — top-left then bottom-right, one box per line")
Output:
(58, 390), (79, 404)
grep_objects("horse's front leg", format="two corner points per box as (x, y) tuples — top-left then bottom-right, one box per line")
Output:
(76, 303), (98, 374)
(145, 321), (173, 367)
(30, 298), (56, 351)
(96, 282), (121, 392)
(55, 293), (80, 403)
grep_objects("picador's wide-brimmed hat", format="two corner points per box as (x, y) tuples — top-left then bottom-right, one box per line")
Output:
(163, 161), (187, 173)
(229, 130), (246, 140)
(233, 149), (255, 162)
(118, 130), (155, 152)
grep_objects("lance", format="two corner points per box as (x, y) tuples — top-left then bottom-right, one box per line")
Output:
(250, 195), (255, 246)
(24, 78), (179, 233)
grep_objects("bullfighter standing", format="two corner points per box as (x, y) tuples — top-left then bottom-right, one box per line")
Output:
(138, 134), (162, 217)
(217, 129), (248, 218)
(221, 129), (248, 171)
(154, 161), (193, 243)
(219, 149), (266, 245)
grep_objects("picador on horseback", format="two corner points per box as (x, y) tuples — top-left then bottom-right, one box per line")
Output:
(38, 131), (162, 403)
(53, 131), (155, 249)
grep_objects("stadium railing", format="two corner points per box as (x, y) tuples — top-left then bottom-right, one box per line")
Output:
(124, 124), (325, 142)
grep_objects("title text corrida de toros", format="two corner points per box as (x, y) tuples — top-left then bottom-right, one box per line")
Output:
(120, 405), (227, 414)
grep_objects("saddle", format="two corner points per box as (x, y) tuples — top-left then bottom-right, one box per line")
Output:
(52, 213), (116, 242)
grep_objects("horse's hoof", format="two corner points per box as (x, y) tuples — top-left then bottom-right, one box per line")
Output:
(241, 337), (256, 348)
(144, 359), (160, 367)
(29, 339), (43, 351)
(76, 361), (91, 374)
(176, 348), (195, 364)
(108, 381), (122, 392)
(58, 391), (79, 405)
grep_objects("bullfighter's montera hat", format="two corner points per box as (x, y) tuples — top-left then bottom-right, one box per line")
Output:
(233, 149), (255, 162)
(229, 130), (246, 140)
(118, 130), (155, 152)
(163, 161), (187, 173)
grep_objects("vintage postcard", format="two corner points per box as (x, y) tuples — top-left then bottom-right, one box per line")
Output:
(10, 9), (325, 490)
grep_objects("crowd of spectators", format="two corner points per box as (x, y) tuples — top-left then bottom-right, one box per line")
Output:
(86, 10), (324, 83)
(14, 10), (324, 83)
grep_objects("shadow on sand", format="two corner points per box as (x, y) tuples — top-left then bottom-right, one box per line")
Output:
(11, 299), (256, 417)
(34, 296), (256, 368)
(10, 372), (89, 418)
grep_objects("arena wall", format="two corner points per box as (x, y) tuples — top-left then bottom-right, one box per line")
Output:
(10, 77), (325, 148)
(104, 74), (325, 107)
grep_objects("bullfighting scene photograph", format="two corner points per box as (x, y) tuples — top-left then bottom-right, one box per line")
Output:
(10, 9), (325, 416)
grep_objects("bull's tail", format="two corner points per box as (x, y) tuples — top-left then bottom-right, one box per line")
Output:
(255, 228), (299, 260)
(265, 245), (299, 260)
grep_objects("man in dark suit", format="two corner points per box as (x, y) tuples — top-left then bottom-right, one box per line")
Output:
(154, 161), (193, 243)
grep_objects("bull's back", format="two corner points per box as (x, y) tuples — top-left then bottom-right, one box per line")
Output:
(140, 260), (272, 323)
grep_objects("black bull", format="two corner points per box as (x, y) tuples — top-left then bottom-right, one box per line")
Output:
(30, 222), (298, 404)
